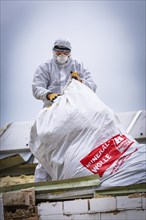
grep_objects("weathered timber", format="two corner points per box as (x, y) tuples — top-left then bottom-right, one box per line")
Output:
(1, 175), (146, 202)
(0, 175), (100, 193)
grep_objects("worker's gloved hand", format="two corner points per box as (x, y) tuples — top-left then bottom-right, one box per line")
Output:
(71, 71), (82, 82)
(47, 93), (60, 102)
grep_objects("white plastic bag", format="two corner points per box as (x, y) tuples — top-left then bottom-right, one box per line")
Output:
(29, 79), (146, 187)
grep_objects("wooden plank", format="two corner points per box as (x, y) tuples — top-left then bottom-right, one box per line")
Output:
(0, 155), (25, 171)
(95, 183), (146, 196)
(0, 175), (99, 193)
(36, 183), (146, 201)
(0, 164), (36, 177)
(1, 174), (146, 202)
(36, 188), (95, 201)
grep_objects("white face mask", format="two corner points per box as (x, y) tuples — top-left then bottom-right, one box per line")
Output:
(56, 54), (68, 64)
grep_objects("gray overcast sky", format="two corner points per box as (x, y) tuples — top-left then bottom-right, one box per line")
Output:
(0, 0), (145, 127)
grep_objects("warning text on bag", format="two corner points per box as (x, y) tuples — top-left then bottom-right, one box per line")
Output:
(80, 134), (134, 177)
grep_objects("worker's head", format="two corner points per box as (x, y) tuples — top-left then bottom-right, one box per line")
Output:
(53, 38), (71, 64)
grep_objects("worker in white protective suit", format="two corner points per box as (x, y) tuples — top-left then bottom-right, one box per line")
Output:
(32, 38), (97, 182)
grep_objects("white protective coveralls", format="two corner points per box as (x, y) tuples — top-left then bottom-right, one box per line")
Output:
(32, 39), (97, 181)
(32, 39), (97, 108)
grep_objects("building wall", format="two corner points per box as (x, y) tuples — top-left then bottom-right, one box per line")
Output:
(38, 194), (146, 220)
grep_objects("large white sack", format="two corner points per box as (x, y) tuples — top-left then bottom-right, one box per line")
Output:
(29, 79), (146, 188)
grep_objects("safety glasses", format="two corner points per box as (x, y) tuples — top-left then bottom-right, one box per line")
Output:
(54, 50), (70, 56)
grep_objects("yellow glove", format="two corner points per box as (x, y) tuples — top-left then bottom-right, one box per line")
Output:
(71, 71), (82, 82)
(47, 93), (60, 101)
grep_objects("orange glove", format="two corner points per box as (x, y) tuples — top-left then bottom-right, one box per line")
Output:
(47, 93), (60, 101)
(71, 71), (82, 82)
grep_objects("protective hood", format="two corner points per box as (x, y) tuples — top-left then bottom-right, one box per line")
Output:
(53, 38), (71, 51)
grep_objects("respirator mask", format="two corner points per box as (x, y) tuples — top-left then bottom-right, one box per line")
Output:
(56, 54), (69, 64)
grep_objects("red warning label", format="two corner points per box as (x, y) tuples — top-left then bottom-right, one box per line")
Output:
(80, 134), (134, 177)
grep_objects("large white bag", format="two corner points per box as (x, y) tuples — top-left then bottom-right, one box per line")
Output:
(29, 79), (146, 188)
